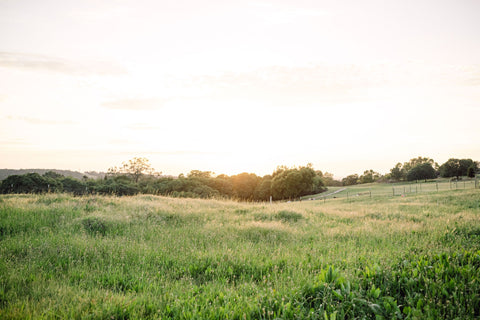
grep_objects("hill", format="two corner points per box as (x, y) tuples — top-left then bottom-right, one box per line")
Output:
(0, 169), (105, 181)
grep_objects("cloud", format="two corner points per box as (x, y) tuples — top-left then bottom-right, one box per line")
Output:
(0, 138), (32, 146)
(101, 98), (168, 110)
(6, 116), (76, 125)
(186, 62), (480, 105)
(0, 52), (127, 76)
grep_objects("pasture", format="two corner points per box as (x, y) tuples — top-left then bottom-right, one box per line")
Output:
(0, 189), (479, 319)
(305, 178), (478, 201)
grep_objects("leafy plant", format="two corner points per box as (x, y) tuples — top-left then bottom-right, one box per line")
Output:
(81, 217), (107, 236)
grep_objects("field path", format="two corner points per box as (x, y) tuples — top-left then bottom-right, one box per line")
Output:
(312, 187), (346, 199)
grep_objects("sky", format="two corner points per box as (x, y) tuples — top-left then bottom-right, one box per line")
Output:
(1, 0), (480, 178)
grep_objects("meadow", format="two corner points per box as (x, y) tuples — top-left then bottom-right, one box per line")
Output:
(0, 189), (479, 319)
(305, 178), (478, 201)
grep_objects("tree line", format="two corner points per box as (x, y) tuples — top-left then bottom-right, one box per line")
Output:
(1, 156), (478, 199)
(0, 158), (325, 201)
(341, 157), (478, 186)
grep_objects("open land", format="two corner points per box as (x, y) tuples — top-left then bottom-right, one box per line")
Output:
(1, 188), (479, 319)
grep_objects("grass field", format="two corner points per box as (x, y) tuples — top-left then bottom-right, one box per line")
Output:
(1, 189), (479, 319)
(304, 178), (478, 201)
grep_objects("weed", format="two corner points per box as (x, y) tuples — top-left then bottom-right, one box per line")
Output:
(81, 217), (107, 236)
(275, 210), (303, 223)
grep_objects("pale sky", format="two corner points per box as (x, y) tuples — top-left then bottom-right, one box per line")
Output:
(1, 0), (479, 178)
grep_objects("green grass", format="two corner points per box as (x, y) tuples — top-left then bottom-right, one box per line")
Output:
(305, 178), (478, 200)
(1, 189), (479, 319)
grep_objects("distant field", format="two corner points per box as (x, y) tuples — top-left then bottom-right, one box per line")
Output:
(304, 178), (478, 201)
(1, 190), (479, 319)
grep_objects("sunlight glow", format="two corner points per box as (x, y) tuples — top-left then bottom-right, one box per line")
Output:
(1, 0), (480, 176)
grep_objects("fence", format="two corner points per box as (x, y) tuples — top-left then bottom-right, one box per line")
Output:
(312, 178), (478, 203)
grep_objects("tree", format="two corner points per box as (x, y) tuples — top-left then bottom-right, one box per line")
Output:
(108, 157), (157, 183)
(253, 176), (272, 201)
(187, 170), (213, 178)
(270, 165), (317, 200)
(439, 158), (476, 180)
(406, 163), (437, 182)
(0, 173), (61, 194)
(390, 163), (406, 181)
(61, 177), (86, 195)
(403, 156), (438, 172)
(389, 157), (437, 181)
(359, 170), (380, 184)
(96, 175), (139, 196)
(231, 173), (261, 200)
(321, 172), (342, 186)
(342, 174), (358, 186)
(467, 165), (476, 178)
(43, 171), (64, 180)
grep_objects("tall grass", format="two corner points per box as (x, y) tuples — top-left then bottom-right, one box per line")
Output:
(0, 190), (479, 319)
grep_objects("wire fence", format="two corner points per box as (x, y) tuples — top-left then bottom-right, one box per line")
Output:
(311, 178), (479, 203)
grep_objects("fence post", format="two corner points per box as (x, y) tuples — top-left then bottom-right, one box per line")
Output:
(370, 190), (372, 198)
(393, 187), (395, 196)
(436, 182), (438, 191)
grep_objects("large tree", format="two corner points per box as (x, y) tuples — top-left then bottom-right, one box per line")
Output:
(270, 165), (318, 200)
(231, 172), (261, 200)
(359, 169), (381, 184)
(406, 163), (437, 181)
(390, 163), (406, 181)
(439, 158), (476, 179)
(389, 157), (437, 181)
(467, 164), (477, 178)
(108, 157), (157, 183)
(342, 174), (359, 186)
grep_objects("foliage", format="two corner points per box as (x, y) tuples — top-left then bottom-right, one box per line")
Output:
(358, 251), (480, 319)
(321, 172), (343, 187)
(390, 162), (405, 181)
(359, 170), (381, 184)
(0, 173), (61, 194)
(231, 173), (261, 200)
(95, 175), (139, 196)
(270, 165), (323, 200)
(467, 165), (476, 178)
(389, 157), (438, 181)
(342, 174), (358, 186)
(61, 177), (87, 195)
(440, 158), (477, 179)
(3, 155), (479, 200)
(108, 157), (158, 183)
(81, 217), (108, 236)
(406, 163), (437, 181)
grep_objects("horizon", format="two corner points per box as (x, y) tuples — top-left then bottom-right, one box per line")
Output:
(1, 153), (477, 181)
(1, 0), (480, 178)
